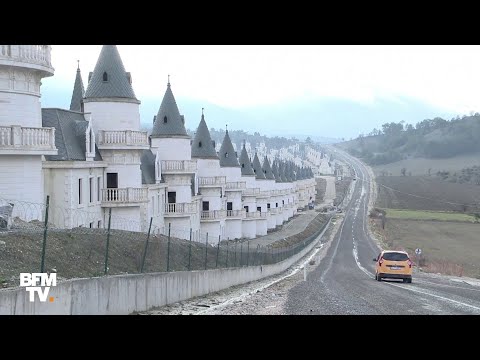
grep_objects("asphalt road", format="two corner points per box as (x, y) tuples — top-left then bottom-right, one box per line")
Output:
(285, 147), (480, 315)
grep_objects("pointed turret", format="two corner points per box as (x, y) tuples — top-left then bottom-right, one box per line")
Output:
(84, 45), (138, 101)
(219, 128), (240, 167)
(191, 110), (218, 159)
(69, 61), (85, 112)
(252, 152), (266, 180)
(239, 143), (255, 176)
(151, 80), (188, 138)
(279, 162), (288, 182)
(262, 156), (275, 180)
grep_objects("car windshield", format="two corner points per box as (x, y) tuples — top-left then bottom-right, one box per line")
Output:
(382, 252), (409, 261)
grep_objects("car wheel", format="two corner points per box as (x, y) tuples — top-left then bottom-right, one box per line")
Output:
(376, 274), (381, 282)
(403, 278), (408, 283)
(408, 278), (412, 284)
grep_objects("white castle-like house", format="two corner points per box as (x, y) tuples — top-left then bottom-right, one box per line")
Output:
(0, 45), (317, 243)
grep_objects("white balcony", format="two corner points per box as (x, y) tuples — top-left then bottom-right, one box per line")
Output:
(226, 209), (245, 218)
(201, 210), (226, 221)
(242, 188), (260, 196)
(97, 130), (149, 149)
(101, 188), (148, 207)
(225, 181), (246, 191)
(164, 202), (197, 216)
(161, 160), (197, 174)
(0, 45), (53, 74)
(245, 211), (267, 219)
(257, 190), (271, 198)
(198, 176), (226, 187)
(269, 207), (281, 214)
(0, 125), (57, 155)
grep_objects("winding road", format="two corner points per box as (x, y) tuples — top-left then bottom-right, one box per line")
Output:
(285, 147), (480, 314)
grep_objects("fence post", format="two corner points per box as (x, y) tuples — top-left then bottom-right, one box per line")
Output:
(188, 228), (192, 271)
(204, 232), (209, 270)
(216, 235), (220, 268)
(234, 242), (237, 267)
(104, 207), (112, 275)
(240, 243), (243, 266)
(166, 223), (171, 272)
(40, 195), (50, 273)
(226, 241), (229, 268)
(246, 241), (250, 266)
(140, 217), (153, 273)
(256, 244), (260, 266)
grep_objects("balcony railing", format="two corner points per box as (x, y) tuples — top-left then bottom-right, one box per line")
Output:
(101, 188), (148, 204)
(201, 210), (226, 220)
(97, 130), (149, 147)
(0, 45), (52, 69)
(257, 190), (271, 198)
(242, 188), (260, 196)
(225, 181), (247, 190)
(245, 211), (267, 219)
(198, 176), (226, 187)
(226, 209), (245, 218)
(164, 202), (197, 215)
(268, 207), (280, 214)
(161, 160), (197, 174)
(0, 126), (57, 154)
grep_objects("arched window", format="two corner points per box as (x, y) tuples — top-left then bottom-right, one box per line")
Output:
(163, 116), (167, 123)
(198, 141), (202, 148)
(103, 72), (108, 81)
(225, 152), (228, 158)
(242, 163), (245, 168)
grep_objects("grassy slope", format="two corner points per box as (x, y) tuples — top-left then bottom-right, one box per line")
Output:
(384, 209), (476, 222)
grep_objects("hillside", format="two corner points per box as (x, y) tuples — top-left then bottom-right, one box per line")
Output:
(337, 114), (480, 166)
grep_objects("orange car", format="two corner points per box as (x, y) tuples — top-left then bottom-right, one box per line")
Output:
(373, 250), (412, 283)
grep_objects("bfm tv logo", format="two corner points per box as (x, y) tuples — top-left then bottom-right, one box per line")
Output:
(20, 273), (56, 303)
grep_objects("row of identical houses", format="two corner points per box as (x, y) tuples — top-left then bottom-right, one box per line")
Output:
(0, 45), (316, 243)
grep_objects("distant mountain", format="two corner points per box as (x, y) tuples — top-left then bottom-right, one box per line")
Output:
(41, 82), (455, 140)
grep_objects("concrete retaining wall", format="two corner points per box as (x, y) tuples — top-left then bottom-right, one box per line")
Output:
(0, 218), (331, 315)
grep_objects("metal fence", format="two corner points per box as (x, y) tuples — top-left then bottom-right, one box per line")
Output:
(0, 195), (330, 288)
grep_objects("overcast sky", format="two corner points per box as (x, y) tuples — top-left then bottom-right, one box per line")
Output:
(41, 45), (479, 138)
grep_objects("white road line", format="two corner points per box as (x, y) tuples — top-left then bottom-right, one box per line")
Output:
(386, 282), (480, 312)
(415, 279), (480, 292)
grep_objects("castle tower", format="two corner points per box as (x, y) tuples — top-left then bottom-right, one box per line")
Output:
(0, 45), (57, 207)
(83, 45), (149, 230)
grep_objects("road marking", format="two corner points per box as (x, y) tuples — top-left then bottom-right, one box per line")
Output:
(414, 279), (480, 292)
(321, 214), (347, 283)
(386, 282), (480, 312)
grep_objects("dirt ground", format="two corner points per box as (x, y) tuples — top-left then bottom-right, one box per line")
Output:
(371, 218), (480, 279)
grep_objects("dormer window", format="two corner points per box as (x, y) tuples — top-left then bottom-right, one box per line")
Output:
(242, 163), (245, 168)
(163, 116), (167, 123)
(198, 141), (202, 148)
(103, 72), (108, 82)
(225, 152), (228, 158)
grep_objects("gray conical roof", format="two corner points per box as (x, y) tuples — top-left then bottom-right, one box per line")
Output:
(219, 130), (240, 167)
(239, 144), (255, 176)
(191, 113), (218, 159)
(151, 82), (188, 138)
(285, 162), (293, 182)
(252, 153), (266, 180)
(262, 156), (275, 180)
(272, 161), (281, 182)
(84, 45), (137, 100)
(69, 65), (84, 112)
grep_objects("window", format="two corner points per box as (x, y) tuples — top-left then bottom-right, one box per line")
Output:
(227, 202), (233, 211)
(257, 206), (261, 212)
(242, 164), (244, 168)
(163, 116), (167, 123)
(97, 177), (101, 201)
(244, 205), (249, 213)
(103, 72), (108, 81)
(89, 130), (94, 154)
(282, 200), (285, 205)
(89, 222), (93, 228)
(78, 178), (83, 205)
(98, 220), (102, 228)
(106, 173), (118, 188)
(198, 141), (202, 148)
(276, 202), (278, 208)
(89, 177), (93, 203)
(167, 192), (176, 203)
(202, 201), (209, 211)
(225, 152), (228, 158)
(267, 203), (270, 209)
